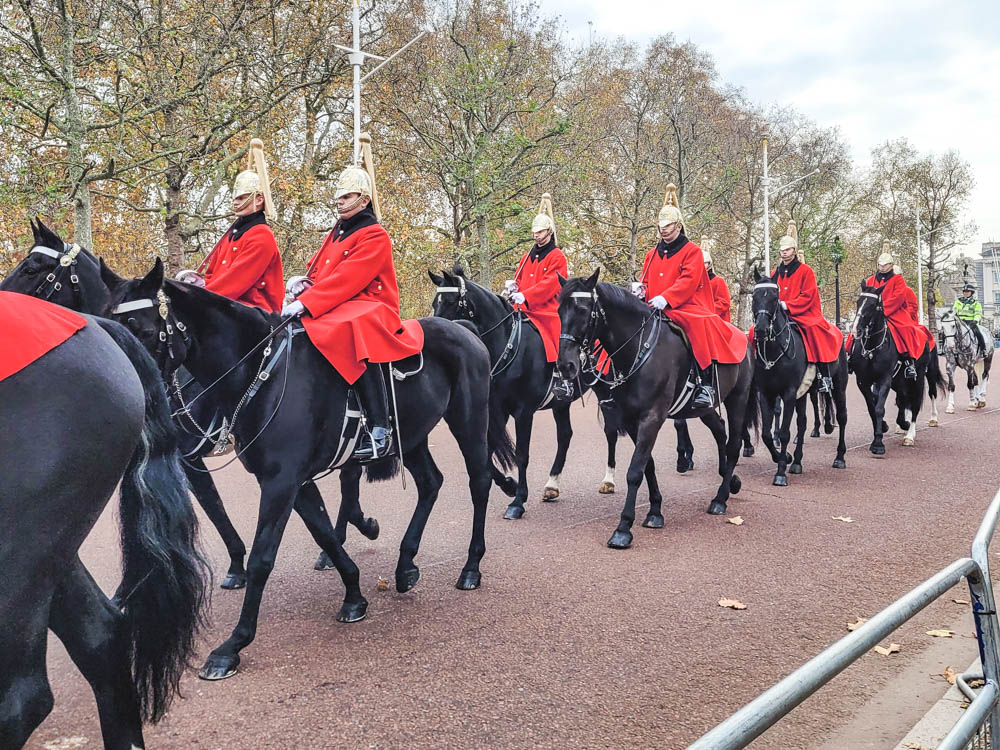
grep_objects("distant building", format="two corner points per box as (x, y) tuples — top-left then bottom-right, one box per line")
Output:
(961, 243), (1000, 331)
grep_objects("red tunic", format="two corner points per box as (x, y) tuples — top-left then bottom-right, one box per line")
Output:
(708, 273), (731, 323)
(0, 291), (87, 381)
(513, 246), (568, 362)
(771, 261), (843, 363)
(298, 223), (423, 384)
(640, 240), (747, 369)
(866, 273), (931, 357)
(203, 223), (284, 312)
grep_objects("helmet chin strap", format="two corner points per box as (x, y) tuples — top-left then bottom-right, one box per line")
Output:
(337, 194), (367, 218)
(232, 192), (257, 214)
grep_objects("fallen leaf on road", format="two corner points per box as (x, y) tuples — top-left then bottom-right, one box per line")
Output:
(926, 629), (955, 638)
(903, 743), (931, 750)
(944, 666), (958, 685)
(718, 598), (747, 610)
(376, 577), (390, 591)
(873, 642), (901, 655)
(728, 516), (744, 526)
(831, 515), (855, 523)
(847, 617), (867, 631)
(953, 598), (970, 605)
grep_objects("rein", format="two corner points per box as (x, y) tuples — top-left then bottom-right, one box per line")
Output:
(855, 292), (888, 360)
(30, 243), (85, 303)
(435, 280), (518, 367)
(752, 282), (793, 370)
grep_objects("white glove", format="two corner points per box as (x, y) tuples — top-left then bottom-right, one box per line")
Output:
(779, 300), (788, 311)
(511, 291), (526, 305)
(281, 300), (305, 318)
(631, 282), (646, 299)
(650, 295), (667, 311)
(176, 269), (205, 287)
(285, 275), (313, 299)
(504, 279), (519, 294)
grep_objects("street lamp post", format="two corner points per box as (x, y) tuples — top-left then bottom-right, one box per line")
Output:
(831, 235), (844, 329)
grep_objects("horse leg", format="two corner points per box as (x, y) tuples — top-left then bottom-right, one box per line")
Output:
(620, 417), (664, 528)
(674, 419), (694, 473)
(759, 395), (780, 463)
(832, 376), (848, 468)
(543, 404), (572, 501)
(0, 600), (52, 749)
(967, 366), (978, 410)
(599, 400), (619, 494)
(742, 423), (755, 457)
(314, 468), (379, 571)
(199, 480), (298, 680)
(395, 439), (445, 592)
(789, 397), (807, 474)
(698, 409), (739, 512)
(454, 429), (493, 590)
(869, 379), (890, 455)
(48, 559), (145, 748)
(810, 390), (821, 437)
(185, 456), (247, 590)
(608, 416), (664, 549)
(946, 359), (956, 413)
(772, 393), (796, 485)
(502, 409), (534, 520)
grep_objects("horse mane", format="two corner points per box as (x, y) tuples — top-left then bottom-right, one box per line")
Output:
(164, 279), (278, 331)
(593, 280), (649, 315)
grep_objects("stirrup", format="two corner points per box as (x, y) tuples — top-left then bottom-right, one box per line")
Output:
(818, 376), (833, 394)
(352, 425), (396, 463)
(692, 385), (715, 409)
(904, 362), (917, 380)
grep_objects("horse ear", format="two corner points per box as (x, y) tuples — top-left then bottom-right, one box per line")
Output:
(428, 270), (444, 286)
(138, 257), (165, 295)
(585, 268), (600, 289)
(30, 218), (41, 244)
(753, 267), (762, 282)
(451, 263), (466, 278)
(557, 273), (567, 288)
(99, 258), (122, 289)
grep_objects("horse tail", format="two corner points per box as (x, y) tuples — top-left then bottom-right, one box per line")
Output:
(487, 386), (516, 472)
(96, 319), (209, 723)
(926, 346), (944, 400)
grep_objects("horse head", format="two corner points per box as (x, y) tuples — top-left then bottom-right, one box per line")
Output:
(937, 309), (959, 352)
(429, 264), (477, 322)
(852, 282), (885, 340)
(751, 267), (783, 337)
(0, 218), (114, 314)
(556, 269), (603, 381)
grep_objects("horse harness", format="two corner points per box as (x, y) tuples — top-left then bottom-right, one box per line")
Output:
(854, 292), (889, 360)
(752, 282), (794, 370)
(29, 243), (85, 303)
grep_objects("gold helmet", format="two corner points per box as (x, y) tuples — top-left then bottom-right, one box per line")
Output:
(232, 138), (276, 220)
(334, 133), (381, 220)
(778, 219), (798, 252)
(877, 239), (893, 267)
(657, 184), (683, 228)
(531, 193), (556, 239)
(700, 236), (712, 266)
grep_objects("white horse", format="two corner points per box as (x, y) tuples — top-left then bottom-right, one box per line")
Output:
(938, 309), (994, 412)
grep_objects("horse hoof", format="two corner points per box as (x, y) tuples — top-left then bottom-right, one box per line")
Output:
(676, 457), (693, 473)
(832, 458), (846, 469)
(902, 437), (915, 447)
(928, 418), (939, 427)
(607, 530), (633, 549)
(789, 463), (802, 475)
(742, 445), (755, 458)
(824, 424), (835, 435)
(360, 517), (380, 540)
(541, 488), (559, 502)
(456, 570), (481, 590)
(314, 551), (335, 571)
(220, 572), (247, 590)
(894, 425), (904, 435)
(707, 501), (727, 515)
(598, 481), (616, 494)
(773, 475), (788, 487)
(503, 504), (525, 520)
(967, 404), (977, 411)
(946, 406), (955, 414)
(497, 476), (518, 498)
(395, 567), (420, 593)
(810, 428), (820, 438)
(978, 401), (987, 408)
(199, 653), (239, 681)
(870, 444), (886, 455)
(336, 599), (368, 623)
(642, 513), (664, 529)
(729, 475), (742, 494)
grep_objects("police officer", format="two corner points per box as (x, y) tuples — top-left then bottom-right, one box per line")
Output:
(954, 281), (986, 354)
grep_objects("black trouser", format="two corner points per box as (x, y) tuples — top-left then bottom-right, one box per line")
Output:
(970, 323), (986, 353)
(354, 362), (390, 429)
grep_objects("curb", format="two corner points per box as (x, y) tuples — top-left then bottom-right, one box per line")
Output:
(893, 658), (981, 750)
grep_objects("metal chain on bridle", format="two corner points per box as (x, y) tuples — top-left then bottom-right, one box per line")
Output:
(752, 282), (793, 370)
(29, 243), (84, 302)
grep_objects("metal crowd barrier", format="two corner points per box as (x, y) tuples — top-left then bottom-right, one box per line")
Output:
(688, 490), (1000, 750)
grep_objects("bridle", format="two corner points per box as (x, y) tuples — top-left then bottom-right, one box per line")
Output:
(940, 313), (974, 358)
(111, 289), (191, 376)
(435, 277), (518, 374)
(751, 282), (793, 370)
(28, 243), (85, 302)
(854, 291), (888, 359)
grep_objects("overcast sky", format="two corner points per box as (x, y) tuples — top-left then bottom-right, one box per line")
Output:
(548, 0), (998, 256)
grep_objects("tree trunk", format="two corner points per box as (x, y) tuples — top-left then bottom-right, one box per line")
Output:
(477, 212), (490, 284)
(926, 252), (938, 333)
(164, 165), (186, 272)
(60, 5), (93, 249)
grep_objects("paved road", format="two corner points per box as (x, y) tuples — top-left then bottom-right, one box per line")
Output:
(27, 381), (1000, 749)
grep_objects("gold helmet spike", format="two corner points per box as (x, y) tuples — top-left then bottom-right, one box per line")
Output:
(657, 183), (683, 228)
(531, 192), (556, 240)
(232, 138), (276, 220)
(877, 239), (893, 267)
(778, 219), (798, 252)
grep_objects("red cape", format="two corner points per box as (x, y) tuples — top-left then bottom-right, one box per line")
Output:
(203, 223), (285, 313)
(640, 240), (747, 369)
(865, 274), (930, 358)
(513, 246), (568, 362)
(298, 223), (423, 384)
(708, 273), (731, 323)
(0, 292), (87, 381)
(771, 262), (843, 363)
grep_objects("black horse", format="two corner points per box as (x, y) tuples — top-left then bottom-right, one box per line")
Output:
(0, 308), (207, 748)
(429, 266), (630, 518)
(557, 271), (757, 548)
(0, 219), (378, 589)
(849, 283), (943, 453)
(103, 259), (513, 680)
(750, 270), (848, 485)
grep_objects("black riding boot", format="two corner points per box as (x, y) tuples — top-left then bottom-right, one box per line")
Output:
(817, 363), (833, 393)
(692, 365), (716, 409)
(352, 363), (396, 463)
(904, 358), (917, 380)
(973, 326), (986, 357)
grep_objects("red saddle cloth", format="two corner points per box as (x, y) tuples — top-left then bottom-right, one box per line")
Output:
(0, 292), (87, 382)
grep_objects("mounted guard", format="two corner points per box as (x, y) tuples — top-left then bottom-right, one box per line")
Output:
(701, 237), (731, 323)
(769, 220), (843, 393)
(282, 133), (423, 462)
(635, 184), (747, 409)
(177, 139), (284, 312)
